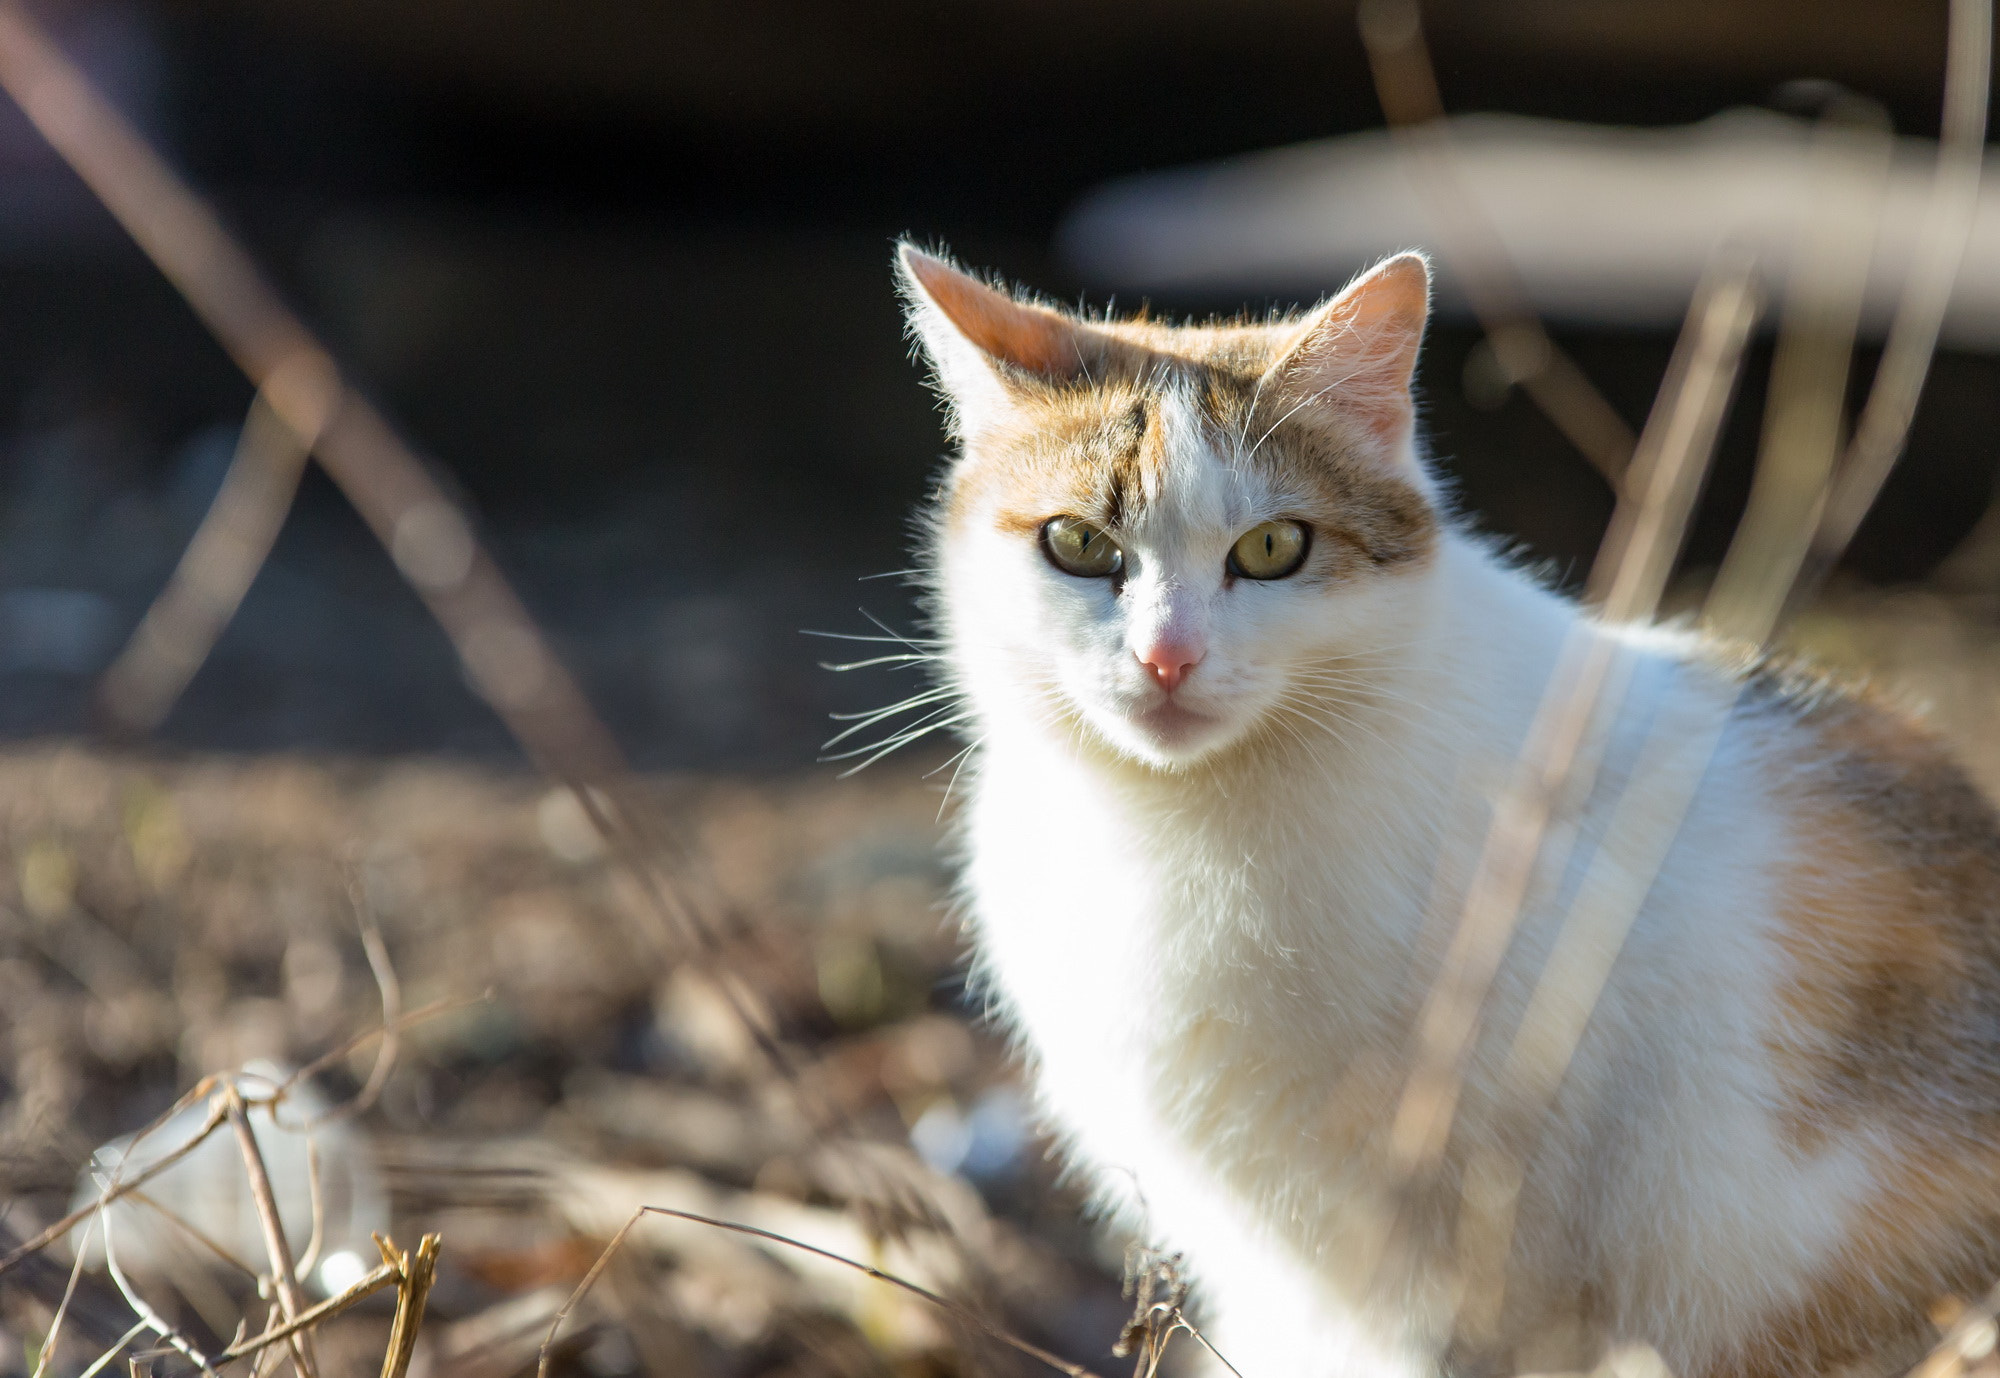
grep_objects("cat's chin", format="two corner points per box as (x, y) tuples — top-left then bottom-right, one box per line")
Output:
(1101, 698), (1237, 768)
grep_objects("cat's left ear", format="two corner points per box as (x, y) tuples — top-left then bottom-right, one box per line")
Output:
(1265, 252), (1431, 455)
(897, 244), (1099, 438)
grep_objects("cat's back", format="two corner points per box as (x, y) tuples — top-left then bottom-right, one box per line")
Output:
(1658, 660), (2000, 1378)
(1737, 660), (2000, 1163)
(1741, 657), (2000, 1138)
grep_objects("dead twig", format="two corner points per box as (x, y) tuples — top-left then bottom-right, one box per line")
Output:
(294, 1141), (326, 1285)
(97, 1200), (215, 1375)
(28, 1217), (98, 1378)
(375, 1232), (441, 1378)
(1357, 0), (1635, 488)
(537, 1206), (1109, 1378)
(301, 889), (405, 1129)
(75, 1319), (152, 1378)
(1707, 95), (1892, 642)
(225, 1087), (319, 1378)
(274, 991), (490, 1110)
(213, 1262), (400, 1366)
(127, 1188), (262, 1281)
(96, 385), (312, 736)
(1802, 0), (1993, 604)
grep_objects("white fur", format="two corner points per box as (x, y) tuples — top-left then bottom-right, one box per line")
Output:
(929, 407), (1874, 1378)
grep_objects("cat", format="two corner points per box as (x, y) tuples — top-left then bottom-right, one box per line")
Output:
(892, 242), (2000, 1378)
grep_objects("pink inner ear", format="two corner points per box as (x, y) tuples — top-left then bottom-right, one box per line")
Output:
(906, 253), (1083, 379)
(1275, 255), (1430, 446)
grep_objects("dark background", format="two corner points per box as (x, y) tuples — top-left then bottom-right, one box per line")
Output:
(0, 0), (1989, 767)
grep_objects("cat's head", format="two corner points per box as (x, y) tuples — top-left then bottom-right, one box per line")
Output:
(900, 244), (1442, 771)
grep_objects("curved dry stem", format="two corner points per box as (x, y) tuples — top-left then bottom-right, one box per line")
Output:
(271, 992), (490, 1115)
(537, 1206), (1106, 1378)
(295, 892), (406, 1130)
(99, 1201), (216, 1376)
(29, 1216), (98, 1378)
(96, 385), (312, 736)
(224, 1088), (317, 1378)
(1356, 0), (1635, 488)
(1806, 0), (1992, 602)
(127, 1189), (261, 1281)
(75, 1318), (152, 1378)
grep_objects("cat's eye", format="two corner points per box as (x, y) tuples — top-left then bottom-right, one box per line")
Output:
(1042, 516), (1124, 578)
(1229, 520), (1310, 580)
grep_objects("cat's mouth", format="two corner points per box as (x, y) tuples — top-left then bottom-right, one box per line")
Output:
(1128, 697), (1218, 747)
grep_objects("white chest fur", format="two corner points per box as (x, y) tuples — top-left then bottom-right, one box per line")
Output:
(950, 561), (1882, 1378)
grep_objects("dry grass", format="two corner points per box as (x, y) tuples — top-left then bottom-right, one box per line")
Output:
(0, 747), (1130, 1378)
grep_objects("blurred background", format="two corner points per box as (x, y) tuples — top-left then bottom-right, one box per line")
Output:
(2, 0), (1989, 766)
(4, 3), (1998, 1377)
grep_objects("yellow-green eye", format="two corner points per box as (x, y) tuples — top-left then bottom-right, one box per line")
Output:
(1042, 516), (1124, 578)
(1229, 520), (1309, 580)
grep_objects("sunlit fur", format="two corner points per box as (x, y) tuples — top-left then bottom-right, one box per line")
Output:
(896, 244), (2000, 1378)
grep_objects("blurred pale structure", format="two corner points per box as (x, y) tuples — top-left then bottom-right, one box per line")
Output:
(70, 1063), (389, 1299)
(1061, 109), (2000, 347)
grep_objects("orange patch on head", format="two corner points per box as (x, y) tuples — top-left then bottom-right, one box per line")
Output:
(937, 348), (1437, 583)
(966, 386), (1153, 536)
(902, 245), (1440, 578)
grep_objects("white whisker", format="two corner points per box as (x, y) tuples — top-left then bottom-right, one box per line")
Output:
(819, 652), (938, 672)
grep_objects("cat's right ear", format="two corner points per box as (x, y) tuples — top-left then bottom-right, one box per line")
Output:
(896, 244), (1095, 437)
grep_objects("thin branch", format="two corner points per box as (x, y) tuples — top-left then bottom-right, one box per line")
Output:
(299, 892), (405, 1129)
(225, 1089), (318, 1378)
(272, 991), (489, 1115)
(77, 1320), (152, 1378)
(374, 1233), (440, 1378)
(294, 1140), (326, 1284)
(1587, 251), (1763, 612)
(1799, 0), (1993, 605)
(1706, 96), (1892, 643)
(96, 386), (312, 736)
(1169, 1309), (1244, 1378)
(1356, 0), (1635, 488)
(537, 1207), (1107, 1378)
(99, 1199), (215, 1375)
(127, 1189), (262, 1280)
(29, 1216), (97, 1378)
(212, 1263), (399, 1366)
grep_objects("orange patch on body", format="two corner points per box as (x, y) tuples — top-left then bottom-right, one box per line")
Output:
(1720, 674), (2000, 1378)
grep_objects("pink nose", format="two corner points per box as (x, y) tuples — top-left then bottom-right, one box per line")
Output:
(1138, 642), (1203, 693)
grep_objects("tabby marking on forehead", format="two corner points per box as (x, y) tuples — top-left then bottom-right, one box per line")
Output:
(952, 354), (1438, 580)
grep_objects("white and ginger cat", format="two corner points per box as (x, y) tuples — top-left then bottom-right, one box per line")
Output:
(894, 243), (2000, 1378)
